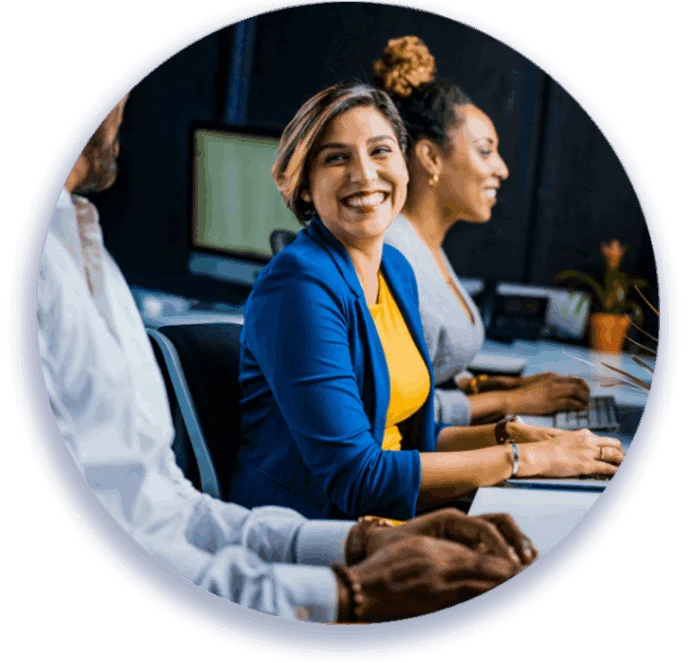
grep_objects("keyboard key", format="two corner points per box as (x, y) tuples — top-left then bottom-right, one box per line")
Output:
(553, 396), (620, 432)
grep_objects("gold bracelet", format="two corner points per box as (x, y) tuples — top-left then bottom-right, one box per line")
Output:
(467, 374), (489, 395)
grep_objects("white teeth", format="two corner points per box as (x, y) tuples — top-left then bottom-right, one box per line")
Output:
(343, 192), (387, 208)
(486, 189), (497, 199)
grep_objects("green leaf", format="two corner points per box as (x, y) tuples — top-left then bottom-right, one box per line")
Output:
(569, 291), (589, 317)
(554, 270), (607, 308)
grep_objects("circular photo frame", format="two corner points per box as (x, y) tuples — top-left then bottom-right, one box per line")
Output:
(8, 0), (680, 661)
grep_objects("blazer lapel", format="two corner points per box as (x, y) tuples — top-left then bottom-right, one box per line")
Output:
(305, 218), (363, 297)
(305, 218), (389, 447)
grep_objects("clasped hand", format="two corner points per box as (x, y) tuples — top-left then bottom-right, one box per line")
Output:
(338, 509), (537, 622)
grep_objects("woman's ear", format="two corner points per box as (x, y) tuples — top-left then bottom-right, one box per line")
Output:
(413, 139), (442, 180)
(300, 188), (311, 203)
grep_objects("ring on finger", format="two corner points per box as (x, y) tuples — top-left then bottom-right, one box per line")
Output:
(598, 447), (604, 461)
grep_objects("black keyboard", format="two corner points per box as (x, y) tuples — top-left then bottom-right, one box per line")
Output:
(553, 396), (620, 432)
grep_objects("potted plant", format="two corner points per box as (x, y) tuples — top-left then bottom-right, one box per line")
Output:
(555, 239), (648, 353)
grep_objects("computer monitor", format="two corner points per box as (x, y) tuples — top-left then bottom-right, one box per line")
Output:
(188, 124), (299, 287)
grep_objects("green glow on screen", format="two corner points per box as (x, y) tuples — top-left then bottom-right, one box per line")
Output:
(192, 130), (298, 259)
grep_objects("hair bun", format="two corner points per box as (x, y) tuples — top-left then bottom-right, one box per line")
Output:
(373, 36), (436, 98)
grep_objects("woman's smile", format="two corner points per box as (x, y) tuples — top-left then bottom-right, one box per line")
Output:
(341, 189), (390, 212)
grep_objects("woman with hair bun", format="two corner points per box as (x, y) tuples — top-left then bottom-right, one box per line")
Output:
(377, 36), (591, 427)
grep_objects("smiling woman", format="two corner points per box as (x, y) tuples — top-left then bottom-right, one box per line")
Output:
(227, 81), (624, 522)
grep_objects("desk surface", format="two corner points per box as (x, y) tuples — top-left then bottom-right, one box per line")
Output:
(471, 338), (652, 552)
(469, 486), (600, 556)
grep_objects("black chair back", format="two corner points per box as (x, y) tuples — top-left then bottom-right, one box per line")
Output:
(269, 229), (297, 255)
(149, 322), (244, 501)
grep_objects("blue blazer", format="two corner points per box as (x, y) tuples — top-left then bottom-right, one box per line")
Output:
(228, 218), (448, 520)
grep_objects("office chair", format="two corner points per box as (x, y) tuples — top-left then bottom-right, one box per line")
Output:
(269, 229), (297, 255)
(147, 321), (244, 501)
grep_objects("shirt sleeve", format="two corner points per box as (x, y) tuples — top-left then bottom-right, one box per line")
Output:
(433, 387), (473, 426)
(133, 532), (338, 622)
(40, 338), (351, 620)
(37, 261), (352, 623)
(244, 263), (422, 521)
(454, 369), (474, 382)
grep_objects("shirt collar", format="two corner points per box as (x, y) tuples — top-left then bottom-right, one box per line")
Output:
(49, 187), (101, 263)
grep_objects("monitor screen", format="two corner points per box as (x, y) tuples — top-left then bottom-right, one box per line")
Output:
(191, 128), (299, 262)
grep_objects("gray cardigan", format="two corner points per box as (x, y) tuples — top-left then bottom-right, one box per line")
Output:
(385, 215), (485, 425)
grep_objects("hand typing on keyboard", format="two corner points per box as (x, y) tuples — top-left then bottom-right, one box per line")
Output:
(513, 429), (624, 478)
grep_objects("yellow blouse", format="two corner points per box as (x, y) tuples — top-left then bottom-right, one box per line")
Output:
(368, 271), (431, 452)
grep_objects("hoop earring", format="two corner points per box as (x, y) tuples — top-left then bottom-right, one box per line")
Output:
(428, 174), (439, 187)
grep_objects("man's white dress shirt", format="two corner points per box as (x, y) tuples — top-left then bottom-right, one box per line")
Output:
(37, 189), (353, 622)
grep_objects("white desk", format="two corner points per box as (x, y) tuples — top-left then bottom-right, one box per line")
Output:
(468, 487), (600, 556)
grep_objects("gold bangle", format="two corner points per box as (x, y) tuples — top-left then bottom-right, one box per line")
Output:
(468, 374), (488, 395)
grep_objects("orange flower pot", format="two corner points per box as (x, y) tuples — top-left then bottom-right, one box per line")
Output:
(589, 313), (630, 353)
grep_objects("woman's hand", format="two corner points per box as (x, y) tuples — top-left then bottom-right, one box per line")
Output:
(506, 374), (590, 415)
(518, 372), (561, 386)
(507, 420), (564, 444)
(485, 376), (524, 390)
(516, 429), (625, 478)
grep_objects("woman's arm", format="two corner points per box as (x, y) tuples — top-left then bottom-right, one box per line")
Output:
(451, 375), (520, 423)
(418, 429), (624, 510)
(464, 392), (515, 424)
(418, 445), (515, 509)
(455, 375), (591, 424)
(435, 423), (498, 451)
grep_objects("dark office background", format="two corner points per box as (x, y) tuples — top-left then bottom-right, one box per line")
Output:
(90, 2), (658, 320)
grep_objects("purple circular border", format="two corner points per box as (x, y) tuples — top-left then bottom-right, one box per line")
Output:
(7, 0), (680, 661)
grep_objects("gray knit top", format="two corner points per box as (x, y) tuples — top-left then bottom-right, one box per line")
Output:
(384, 214), (485, 425)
